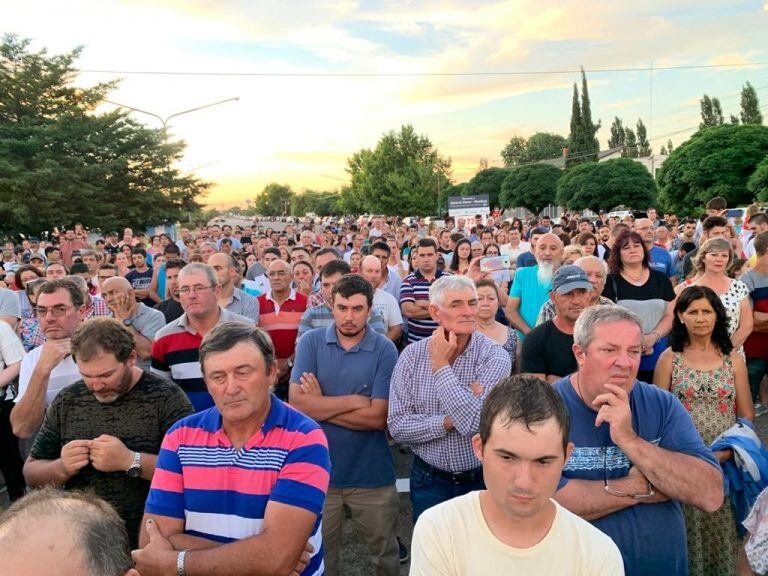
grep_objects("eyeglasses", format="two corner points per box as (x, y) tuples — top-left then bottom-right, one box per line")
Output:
(602, 446), (655, 499)
(178, 285), (215, 295)
(35, 304), (74, 318)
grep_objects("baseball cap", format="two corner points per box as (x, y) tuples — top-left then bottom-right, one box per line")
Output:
(552, 265), (594, 294)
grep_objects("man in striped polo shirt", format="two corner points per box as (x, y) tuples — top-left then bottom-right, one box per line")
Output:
(400, 238), (451, 345)
(135, 321), (331, 576)
(151, 263), (253, 412)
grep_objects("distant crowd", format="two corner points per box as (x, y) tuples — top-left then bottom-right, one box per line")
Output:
(2, 199), (768, 575)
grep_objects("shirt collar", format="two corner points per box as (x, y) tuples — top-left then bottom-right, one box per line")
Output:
(265, 288), (297, 303)
(212, 394), (287, 448)
(324, 323), (377, 352)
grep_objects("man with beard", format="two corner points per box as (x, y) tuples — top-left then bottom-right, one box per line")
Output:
(22, 317), (193, 547)
(289, 275), (400, 576)
(506, 233), (563, 337)
(521, 266), (592, 383)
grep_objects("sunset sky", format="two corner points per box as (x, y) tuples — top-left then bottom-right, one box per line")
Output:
(2, 1), (767, 207)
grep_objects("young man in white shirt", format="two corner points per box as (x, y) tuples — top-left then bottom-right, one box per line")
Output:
(410, 375), (623, 575)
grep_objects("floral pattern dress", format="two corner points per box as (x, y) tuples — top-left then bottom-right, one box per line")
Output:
(671, 353), (739, 576)
(719, 279), (749, 337)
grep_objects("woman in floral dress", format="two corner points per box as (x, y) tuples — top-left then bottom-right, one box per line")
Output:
(655, 285), (754, 576)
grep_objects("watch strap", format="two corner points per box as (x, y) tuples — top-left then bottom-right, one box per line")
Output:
(177, 549), (189, 576)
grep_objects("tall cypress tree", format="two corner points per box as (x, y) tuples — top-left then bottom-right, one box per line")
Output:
(567, 67), (600, 166)
(741, 82), (763, 125)
(608, 117), (625, 150)
(624, 128), (638, 158)
(636, 119), (651, 157)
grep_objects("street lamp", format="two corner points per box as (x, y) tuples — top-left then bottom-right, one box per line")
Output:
(103, 97), (240, 135)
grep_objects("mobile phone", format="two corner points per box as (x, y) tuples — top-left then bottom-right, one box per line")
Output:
(479, 254), (510, 273)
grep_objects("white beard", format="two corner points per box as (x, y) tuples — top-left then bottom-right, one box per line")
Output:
(537, 261), (555, 284)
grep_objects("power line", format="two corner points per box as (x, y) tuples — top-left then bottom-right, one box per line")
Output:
(76, 61), (768, 78)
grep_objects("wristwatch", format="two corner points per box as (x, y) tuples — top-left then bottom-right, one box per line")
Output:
(122, 318), (133, 328)
(126, 451), (142, 478)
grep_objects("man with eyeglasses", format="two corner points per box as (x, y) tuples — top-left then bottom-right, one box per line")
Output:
(11, 278), (85, 440)
(151, 263), (253, 412)
(551, 305), (724, 576)
(257, 259), (307, 400)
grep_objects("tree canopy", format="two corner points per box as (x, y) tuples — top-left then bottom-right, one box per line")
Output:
(499, 164), (562, 214)
(657, 124), (768, 214)
(748, 155), (768, 201)
(556, 158), (656, 212)
(463, 166), (509, 208)
(340, 124), (451, 216)
(0, 34), (207, 235)
(741, 82), (763, 125)
(290, 189), (340, 217)
(254, 183), (293, 216)
(501, 132), (568, 167)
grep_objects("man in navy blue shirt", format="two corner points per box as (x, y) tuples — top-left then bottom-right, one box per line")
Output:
(634, 218), (676, 284)
(289, 274), (399, 576)
(552, 305), (723, 576)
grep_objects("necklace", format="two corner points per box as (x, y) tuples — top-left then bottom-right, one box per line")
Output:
(621, 267), (646, 284)
(573, 372), (587, 405)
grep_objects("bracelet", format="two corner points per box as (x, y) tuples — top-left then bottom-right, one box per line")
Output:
(649, 330), (661, 343)
(177, 549), (189, 576)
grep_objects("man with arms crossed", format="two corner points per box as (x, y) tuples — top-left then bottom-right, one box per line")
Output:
(134, 322), (331, 576)
(553, 305), (724, 576)
(411, 375), (623, 575)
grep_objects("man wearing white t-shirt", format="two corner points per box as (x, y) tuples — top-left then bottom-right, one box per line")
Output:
(410, 375), (623, 575)
(500, 227), (530, 268)
(360, 255), (403, 344)
(11, 278), (85, 439)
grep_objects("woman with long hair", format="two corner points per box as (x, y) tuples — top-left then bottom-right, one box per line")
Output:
(655, 285), (753, 576)
(675, 237), (752, 350)
(603, 229), (675, 383)
(114, 252), (131, 276)
(449, 239), (472, 275)
(475, 278), (518, 370)
(574, 232), (599, 257)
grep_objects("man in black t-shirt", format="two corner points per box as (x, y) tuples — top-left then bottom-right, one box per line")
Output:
(521, 266), (592, 382)
(23, 318), (193, 547)
(125, 247), (155, 307)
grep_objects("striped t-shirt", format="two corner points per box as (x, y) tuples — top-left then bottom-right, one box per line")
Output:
(145, 396), (331, 575)
(399, 269), (451, 344)
(151, 308), (254, 412)
(257, 290), (307, 359)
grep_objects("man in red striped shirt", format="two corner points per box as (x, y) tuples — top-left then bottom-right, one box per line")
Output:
(257, 259), (307, 400)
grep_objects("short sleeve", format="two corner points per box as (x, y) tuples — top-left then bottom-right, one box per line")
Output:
(520, 326), (548, 374)
(659, 391), (721, 471)
(290, 331), (318, 383)
(509, 270), (524, 298)
(144, 426), (186, 519)
(0, 322), (25, 366)
(602, 274), (617, 301)
(655, 271), (676, 301)
(29, 395), (64, 461)
(399, 279), (415, 305)
(371, 341), (398, 401)
(269, 428), (330, 516)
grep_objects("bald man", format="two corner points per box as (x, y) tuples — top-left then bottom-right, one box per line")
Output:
(634, 218), (676, 283)
(506, 232), (563, 336)
(101, 276), (166, 369)
(360, 255), (404, 343)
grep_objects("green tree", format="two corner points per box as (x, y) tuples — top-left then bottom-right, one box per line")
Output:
(748, 155), (768, 200)
(500, 164), (562, 214)
(500, 135), (528, 167)
(291, 189), (340, 217)
(0, 34), (206, 235)
(730, 115), (740, 125)
(464, 167), (509, 208)
(636, 119), (651, 157)
(524, 132), (568, 163)
(342, 124), (451, 216)
(567, 67), (601, 166)
(700, 94), (724, 129)
(624, 128), (638, 159)
(254, 183), (293, 216)
(741, 82), (763, 125)
(608, 117), (625, 150)
(557, 158), (656, 212)
(658, 124), (768, 213)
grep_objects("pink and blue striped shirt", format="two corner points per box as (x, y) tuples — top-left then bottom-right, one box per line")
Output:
(145, 395), (331, 575)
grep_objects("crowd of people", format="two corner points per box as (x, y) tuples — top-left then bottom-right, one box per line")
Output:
(2, 199), (768, 575)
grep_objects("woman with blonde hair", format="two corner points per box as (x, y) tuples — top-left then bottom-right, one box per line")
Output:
(562, 244), (584, 265)
(675, 237), (752, 349)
